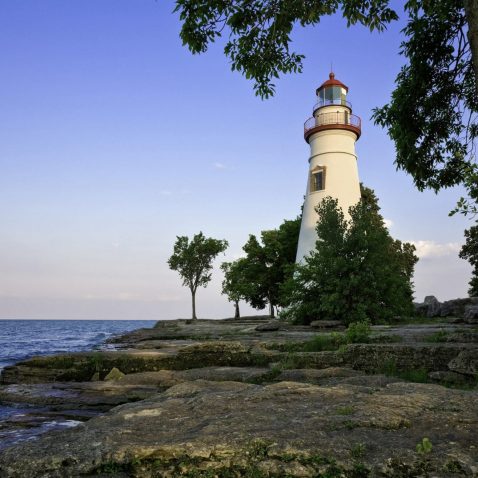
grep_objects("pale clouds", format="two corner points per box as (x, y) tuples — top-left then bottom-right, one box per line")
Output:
(410, 240), (461, 259)
(213, 162), (226, 169)
(383, 218), (393, 229)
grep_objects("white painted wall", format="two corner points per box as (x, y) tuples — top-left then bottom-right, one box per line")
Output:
(295, 126), (361, 262)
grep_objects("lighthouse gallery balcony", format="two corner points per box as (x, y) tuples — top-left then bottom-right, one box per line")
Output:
(304, 111), (361, 142)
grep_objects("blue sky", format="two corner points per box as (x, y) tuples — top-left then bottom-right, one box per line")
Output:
(0, 1), (473, 319)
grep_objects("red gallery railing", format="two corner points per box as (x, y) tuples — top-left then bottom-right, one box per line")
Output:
(312, 98), (352, 114)
(304, 111), (361, 140)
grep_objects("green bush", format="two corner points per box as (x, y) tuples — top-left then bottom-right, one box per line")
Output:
(280, 188), (418, 325)
(346, 319), (371, 343)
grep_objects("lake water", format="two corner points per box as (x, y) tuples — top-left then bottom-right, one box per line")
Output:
(0, 319), (156, 372)
(0, 319), (155, 449)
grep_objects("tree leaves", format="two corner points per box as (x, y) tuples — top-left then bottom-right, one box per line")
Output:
(282, 188), (418, 324)
(459, 222), (478, 296)
(174, 0), (398, 98)
(168, 232), (228, 318)
(373, 0), (477, 215)
(221, 217), (301, 316)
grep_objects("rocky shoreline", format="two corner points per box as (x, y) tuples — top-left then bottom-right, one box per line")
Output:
(0, 316), (477, 477)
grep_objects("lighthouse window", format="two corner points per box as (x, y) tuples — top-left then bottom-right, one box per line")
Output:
(311, 169), (325, 192)
(321, 86), (344, 106)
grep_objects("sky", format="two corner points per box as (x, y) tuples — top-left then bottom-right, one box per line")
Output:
(0, 1), (474, 320)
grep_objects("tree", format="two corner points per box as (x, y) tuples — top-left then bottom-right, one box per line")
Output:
(174, 0), (478, 214)
(373, 0), (478, 217)
(168, 232), (228, 320)
(282, 189), (418, 325)
(459, 223), (478, 296)
(220, 259), (249, 318)
(234, 217), (301, 317)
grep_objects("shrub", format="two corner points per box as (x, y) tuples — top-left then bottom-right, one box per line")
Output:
(346, 319), (371, 343)
(281, 188), (418, 325)
(416, 437), (433, 454)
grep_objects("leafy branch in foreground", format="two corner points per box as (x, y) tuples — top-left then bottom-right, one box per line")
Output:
(174, 0), (398, 98)
(459, 222), (478, 296)
(373, 0), (478, 217)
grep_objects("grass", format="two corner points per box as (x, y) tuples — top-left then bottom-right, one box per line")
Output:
(350, 443), (366, 459)
(304, 333), (348, 351)
(336, 405), (355, 416)
(343, 420), (359, 430)
(380, 359), (429, 383)
(424, 330), (450, 343)
(268, 319), (373, 354)
(379, 358), (478, 389)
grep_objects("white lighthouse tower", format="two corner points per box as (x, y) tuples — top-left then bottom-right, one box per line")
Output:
(296, 72), (362, 263)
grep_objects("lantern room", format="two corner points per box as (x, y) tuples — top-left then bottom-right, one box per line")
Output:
(315, 72), (350, 110)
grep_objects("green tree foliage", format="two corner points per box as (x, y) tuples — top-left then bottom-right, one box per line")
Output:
(227, 217), (301, 317)
(173, 0), (398, 98)
(282, 188), (418, 325)
(174, 0), (478, 215)
(168, 232), (228, 320)
(220, 259), (249, 318)
(459, 223), (478, 296)
(373, 0), (478, 216)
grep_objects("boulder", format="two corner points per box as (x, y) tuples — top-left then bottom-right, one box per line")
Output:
(424, 295), (441, 317)
(464, 305), (478, 324)
(440, 297), (478, 317)
(255, 321), (280, 332)
(414, 302), (429, 317)
(103, 367), (125, 381)
(448, 350), (478, 377)
(428, 370), (469, 385)
(310, 320), (344, 329)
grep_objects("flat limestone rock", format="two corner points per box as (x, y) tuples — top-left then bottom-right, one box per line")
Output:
(464, 305), (478, 323)
(448, 349), (478, 377)
(118, 367), (271, 386)
(277, 367), (363, 384)
(310, 320), (344, 329)
(428, 370), (469, 385)
(0, 381), (158, 409)
(0, 380), (477, 477)
(255, 321), (281, 332)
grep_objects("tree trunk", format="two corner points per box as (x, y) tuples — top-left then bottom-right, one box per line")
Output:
(464, 0), (478, 99)
(269, 301), (275, 318)
(191, 290), (197, 320)
(234, 300), (240, 319)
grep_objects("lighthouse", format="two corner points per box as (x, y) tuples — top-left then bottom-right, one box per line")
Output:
(296, 73), (362, 263)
